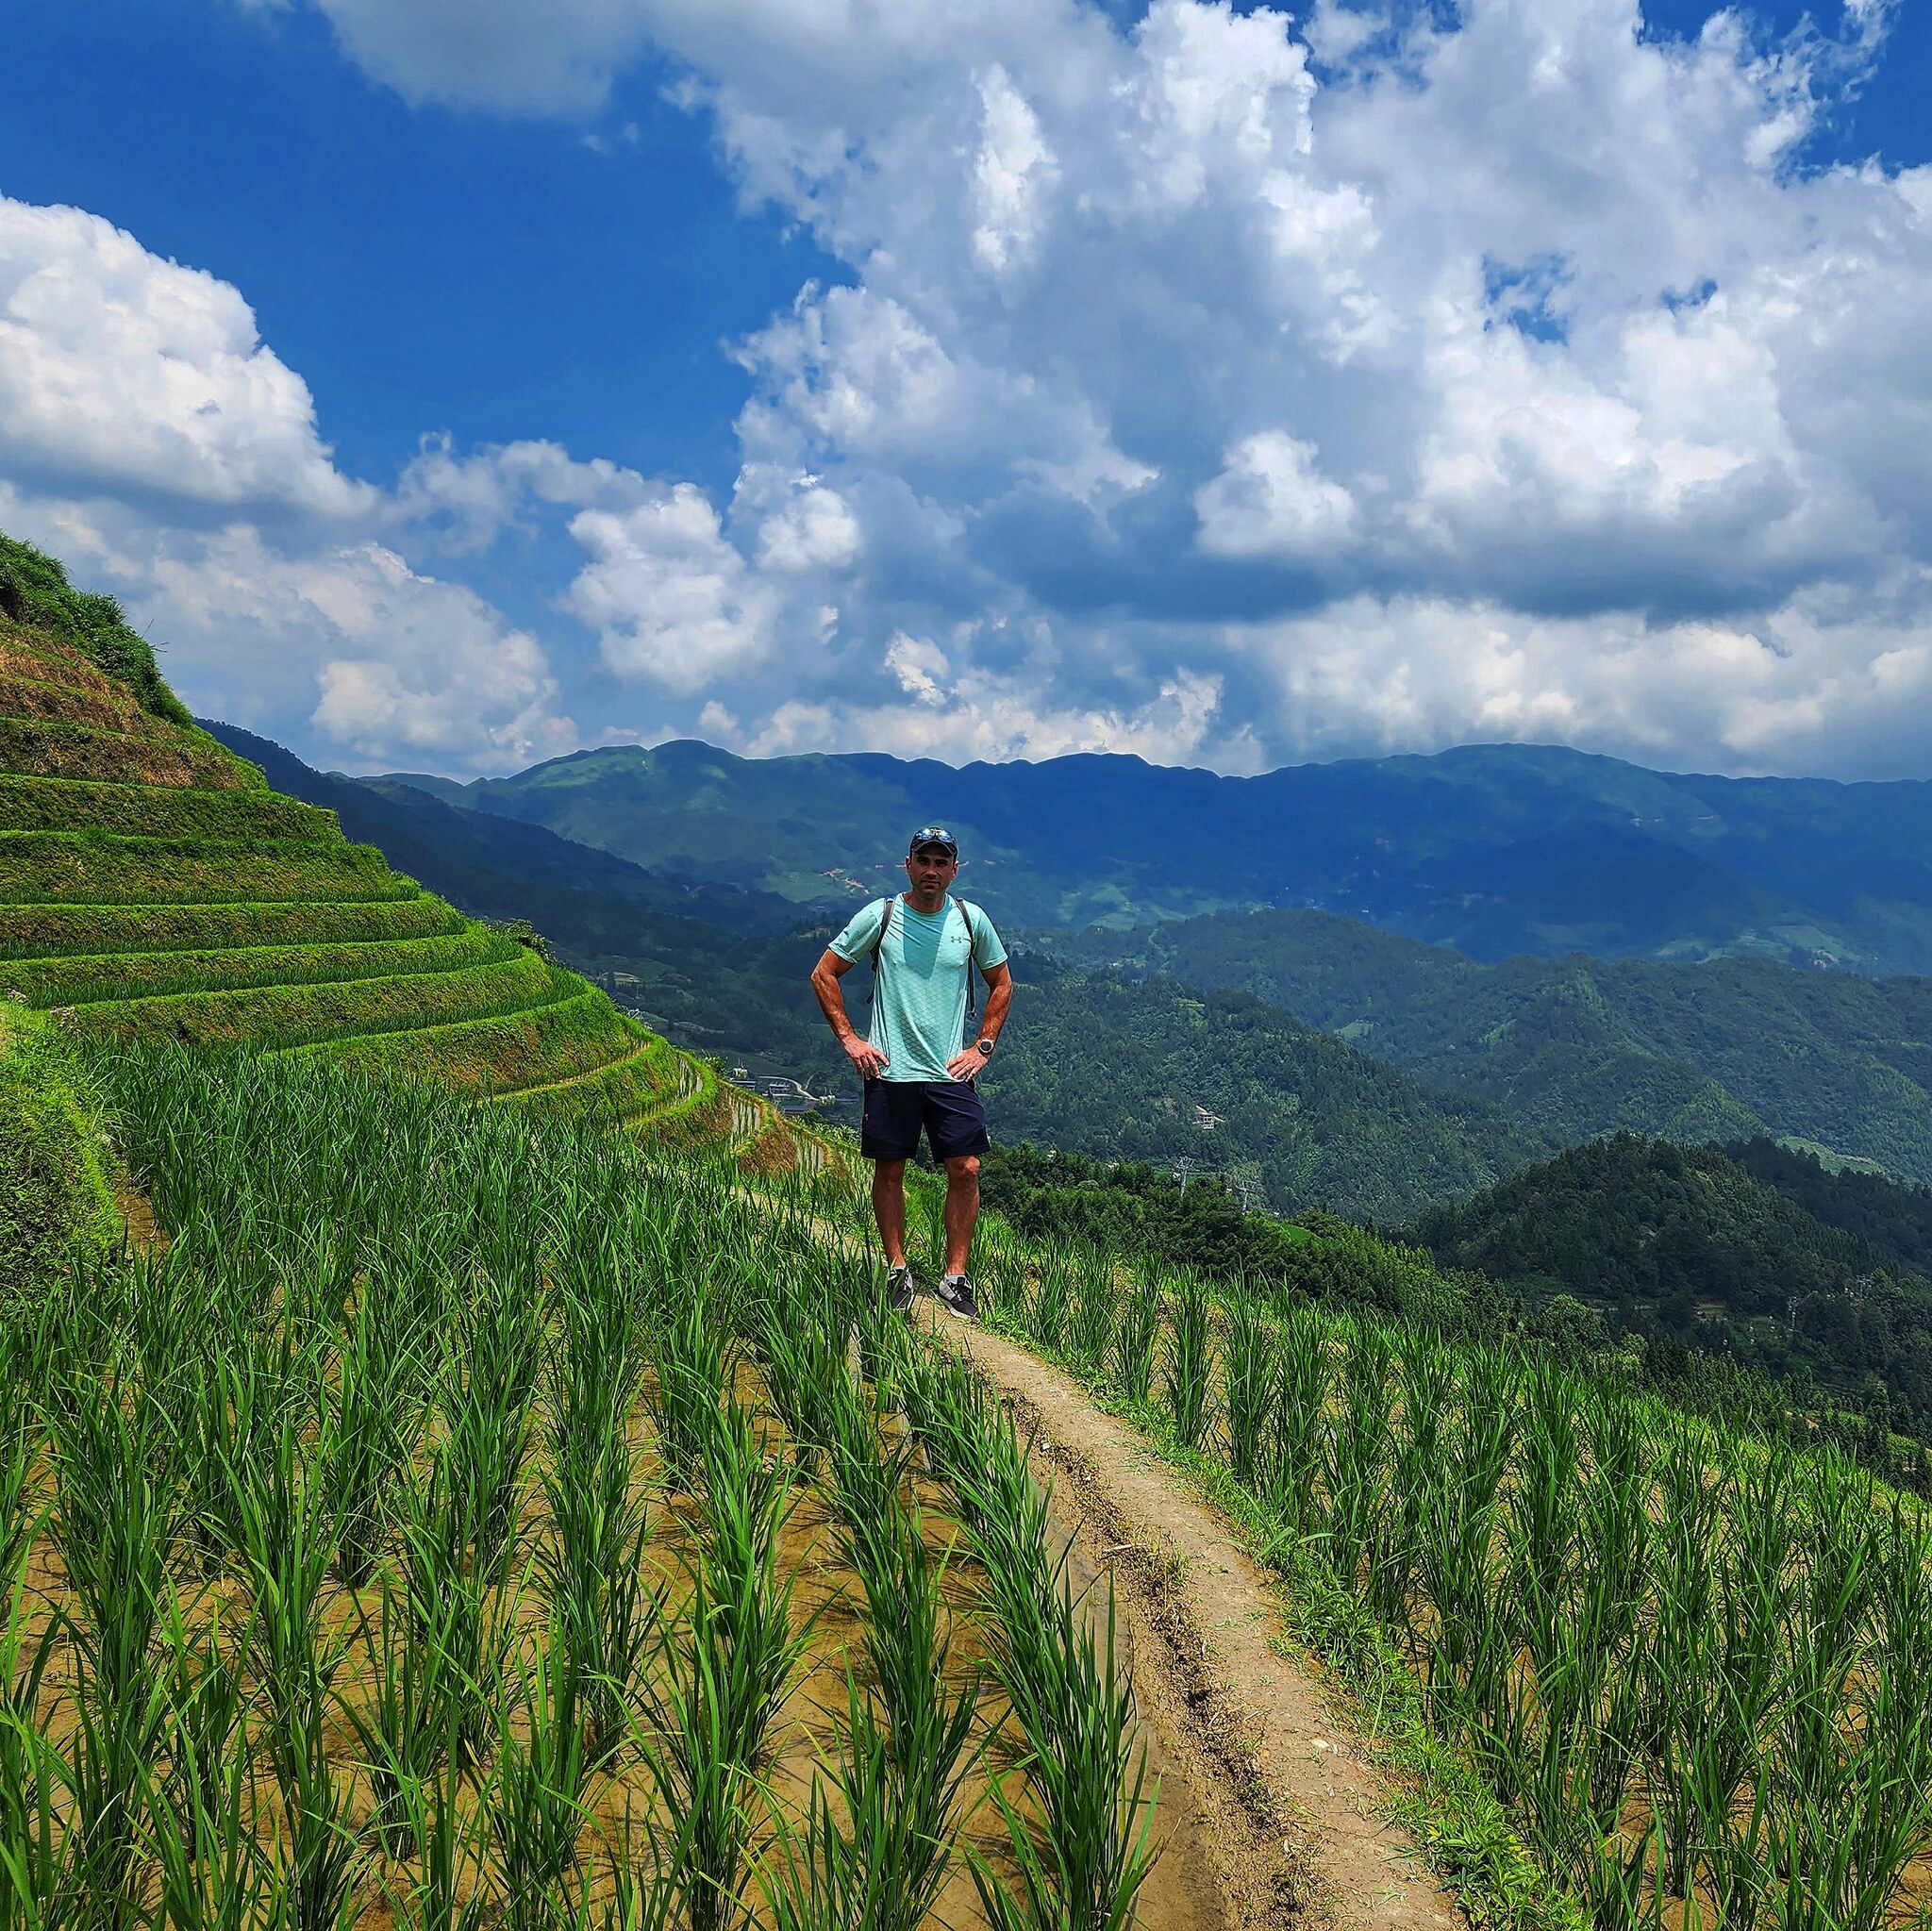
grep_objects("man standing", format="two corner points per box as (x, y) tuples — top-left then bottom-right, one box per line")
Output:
(810, 827), (1012, 1318)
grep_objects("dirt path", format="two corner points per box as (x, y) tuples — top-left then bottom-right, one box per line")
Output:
(930, 1313), (1467, 1931)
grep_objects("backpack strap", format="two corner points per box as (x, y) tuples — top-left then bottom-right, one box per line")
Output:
(866, 896), (895, 1015)
(953, 895), (985, 1023)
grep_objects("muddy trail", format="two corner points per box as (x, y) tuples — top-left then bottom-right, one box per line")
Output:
(922, 1308), (1467, 1931)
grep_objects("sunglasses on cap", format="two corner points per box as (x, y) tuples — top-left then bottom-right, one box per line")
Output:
(908, 826), (958, 859)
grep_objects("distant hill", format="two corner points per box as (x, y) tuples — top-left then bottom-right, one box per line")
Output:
(980, 966), (1538, 1223)
(1407, 1135), (1932, 1428)
(1059, 907), (1932, 1186)
(380, 736), (1932, 973)
(1723, 1136), (1932, 1276)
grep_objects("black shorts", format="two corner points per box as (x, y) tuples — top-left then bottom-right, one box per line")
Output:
(861, 1078), (991, 1164)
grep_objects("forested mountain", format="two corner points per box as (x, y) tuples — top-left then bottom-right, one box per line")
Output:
(1061, 907), (1932, 1184)
(980, 967), (1536, 1222)
(1408, 1136), (1932, 1427)
(1723, 1137), (1932, 1275)
(381, 736), (1932, 973)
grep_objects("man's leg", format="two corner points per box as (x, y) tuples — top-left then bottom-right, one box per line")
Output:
(872, 1158), (908, 1269)
(941, 1154), (980, 1279)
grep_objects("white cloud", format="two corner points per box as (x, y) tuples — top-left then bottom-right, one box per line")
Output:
(734, 463), (863, 574)
(0, 195), (370, 518)
(565, 485), (781, 692)
(742, 661), (1241, 768)
(119, 0), (1932, 776)
(150, 529), (575, 769)
(0, 199), (576, 772)
(1195, 431), (1356, 558)
(971, 67), (1058, 278)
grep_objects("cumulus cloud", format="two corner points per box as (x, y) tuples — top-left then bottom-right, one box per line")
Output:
(121, 0), (1932, 775)
(743, 658), (1241, 768)
(0, 197), (577, 771)
(1195, 432), (1356, 558)
(0, 196), (370, 519)
(565, 485), (782, 692)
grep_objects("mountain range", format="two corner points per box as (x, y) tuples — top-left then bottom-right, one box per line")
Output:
(225, 719), (1932, 1208)
(382, 737), (1932, 974)
(1051, 907), (1932, 1185)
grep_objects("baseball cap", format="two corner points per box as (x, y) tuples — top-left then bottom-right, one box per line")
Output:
(908, 825), (958, 858)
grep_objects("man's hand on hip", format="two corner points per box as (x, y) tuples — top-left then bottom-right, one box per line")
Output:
(945, 1046), (987, 1083)
(843, 1035), (890, 1079)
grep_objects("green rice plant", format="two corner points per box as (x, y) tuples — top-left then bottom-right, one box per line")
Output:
(1783, 1494), (1932, 1931)
(144, 1605), (280, 1931)
(376, 1714), (493, 1931)
(0, 827), (408, 907)
(648, 1281), (730, 1494)
(1504, 1362), (1584, 1689)
(1031, 1245), (1074, 1356)
(1763, 1450), (1908, 1931)
(541, 1276), (656, 1770)
(323, 1269), (425, 1589)
(823, 1390), (980, 1928)
(636, 1398), (808, 1931)
(1160, 1272), (1211, 1454)
(1705, 1446), (1796, 1920)
(0, 772), (333, 842)
(491, 1630), (593, 1931)
(1637, 1417), (1724, 1897)
(1321, 1319), (1394, 1596)
(441, 1261), (543, 1586)
(14, 927), (515, 1013)
(927, 1352), (1159, 1931)
(972, 1576), (1160, 1931)
(1376, 1329), (1452, 1629)
(0, 1556), (67, 1926)
(970, 1220), (1026, 1327)
(1068, 1251), (1117, 1380)
(1219, 1287), (1275, 1490)
(228, 1396), (361, 1931)
(762, 1667), (977, 1931)
(44, 1368), (180, 1927)
(0, 892), (462, 961)
(1263, 1301), (1328, 1546)
(308, 990), (633, 1100)
(754, 1318), (831, 1483)
(348, 1577), (462, 1860)
(1415, 1346), (1516, 1726)
(1108, 1266), (1160, 1408)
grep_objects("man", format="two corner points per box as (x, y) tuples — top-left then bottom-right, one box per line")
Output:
(810, 826), (1012, 1318)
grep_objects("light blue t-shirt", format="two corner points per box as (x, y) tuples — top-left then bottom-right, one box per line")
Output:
(829, 894), (1008, 1083)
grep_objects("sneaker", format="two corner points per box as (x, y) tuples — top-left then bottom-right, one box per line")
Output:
(887, 1265), (916, 1316)
(934, 1273), (979, 1322)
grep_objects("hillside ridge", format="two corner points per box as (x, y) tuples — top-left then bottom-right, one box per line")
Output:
(0, 537), (798, 1164)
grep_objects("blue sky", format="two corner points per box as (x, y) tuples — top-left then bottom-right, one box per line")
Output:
(1, 0), (1929, 779)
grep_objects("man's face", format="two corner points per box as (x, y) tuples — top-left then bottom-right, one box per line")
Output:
(905, 845), (958, 896)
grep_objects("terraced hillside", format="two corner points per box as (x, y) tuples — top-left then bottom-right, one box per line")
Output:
(0, 607), (760, 1149)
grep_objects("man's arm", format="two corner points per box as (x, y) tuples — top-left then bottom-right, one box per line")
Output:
(945, 959), (1011, 1082)
(810, 947), (889, 1079)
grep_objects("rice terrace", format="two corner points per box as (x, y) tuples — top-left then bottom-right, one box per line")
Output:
(4, 513), (1932, 1931)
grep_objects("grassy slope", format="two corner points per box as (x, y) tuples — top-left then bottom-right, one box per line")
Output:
(0, 1004), (116, 1300)
(0, 531), (798, 1149)
(1085, 906), (1932, 1184)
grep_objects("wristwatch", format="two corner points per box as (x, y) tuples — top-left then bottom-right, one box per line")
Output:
(974, 1038), (993, 1057)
